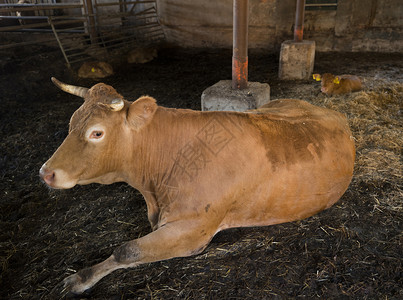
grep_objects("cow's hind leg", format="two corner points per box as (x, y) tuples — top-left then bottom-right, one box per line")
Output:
(62, 220), (214, 295)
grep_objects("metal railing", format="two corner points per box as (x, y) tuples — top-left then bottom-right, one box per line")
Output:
(0, 0), (165, 67)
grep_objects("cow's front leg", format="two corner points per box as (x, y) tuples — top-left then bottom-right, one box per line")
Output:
(62, 220), (214, 295)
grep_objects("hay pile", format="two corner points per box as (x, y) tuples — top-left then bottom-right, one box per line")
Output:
(311, 81), (402, 213)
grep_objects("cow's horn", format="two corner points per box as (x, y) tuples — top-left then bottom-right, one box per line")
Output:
(51, 77), (88, 98)
(109, 98), (124, 111)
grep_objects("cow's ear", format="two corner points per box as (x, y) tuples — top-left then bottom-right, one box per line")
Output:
(127, 96), (157, 130)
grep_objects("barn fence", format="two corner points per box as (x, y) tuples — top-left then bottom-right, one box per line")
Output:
(0, 0), (165, 67)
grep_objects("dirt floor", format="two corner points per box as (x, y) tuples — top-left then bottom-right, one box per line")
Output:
(0, 46), (402, 299)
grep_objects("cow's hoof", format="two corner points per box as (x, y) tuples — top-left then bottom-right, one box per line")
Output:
(62, 272), (92, 296)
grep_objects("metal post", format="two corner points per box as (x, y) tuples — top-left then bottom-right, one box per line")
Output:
(84, 0), (97, 44)
(232, 0), (248, 90)
(294, 0), (305, 42)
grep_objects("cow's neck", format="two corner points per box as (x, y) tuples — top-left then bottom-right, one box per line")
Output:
(124, 107), (228, 196)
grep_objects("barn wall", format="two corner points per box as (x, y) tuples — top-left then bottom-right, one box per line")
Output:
(156, 0), (403, 52)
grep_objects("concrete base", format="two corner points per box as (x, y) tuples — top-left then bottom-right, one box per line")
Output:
(201, 80), (270, 112)
(278, 40), (315, 80)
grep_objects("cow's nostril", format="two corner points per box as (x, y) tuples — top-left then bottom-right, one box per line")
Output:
(40, 165), (55, 186)
(44, 172), (55, 185)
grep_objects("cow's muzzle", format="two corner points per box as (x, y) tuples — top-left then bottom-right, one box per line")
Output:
(39, 164), (77, 189)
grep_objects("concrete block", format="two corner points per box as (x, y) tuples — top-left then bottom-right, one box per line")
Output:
(278, 40), (316, 80)
(201, 80), (270, 112)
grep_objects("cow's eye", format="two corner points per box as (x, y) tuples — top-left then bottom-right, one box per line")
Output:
(90, 130), (104, 139)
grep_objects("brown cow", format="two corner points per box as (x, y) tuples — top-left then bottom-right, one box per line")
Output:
(313, 73), (363, 96)
(40, 78), (355, 294)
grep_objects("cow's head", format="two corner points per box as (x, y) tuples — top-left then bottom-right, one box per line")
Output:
(39, 78), (157, 189)
(320, 73), (338, 95)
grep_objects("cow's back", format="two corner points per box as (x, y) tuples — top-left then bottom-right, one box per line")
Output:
(339, 75), (363, 93)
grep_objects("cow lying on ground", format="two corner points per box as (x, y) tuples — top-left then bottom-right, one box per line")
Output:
(40, 78), (355, 294)
(313, 73), (363, 96)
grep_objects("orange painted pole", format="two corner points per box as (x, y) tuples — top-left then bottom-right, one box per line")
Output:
(232, 0), (248, 90)
(294, 0), (305, 42)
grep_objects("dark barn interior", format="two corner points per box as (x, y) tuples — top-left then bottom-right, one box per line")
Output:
(0, 0), (402, 299)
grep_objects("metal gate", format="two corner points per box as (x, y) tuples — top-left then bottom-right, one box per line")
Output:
(0, 0), (165, 67)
